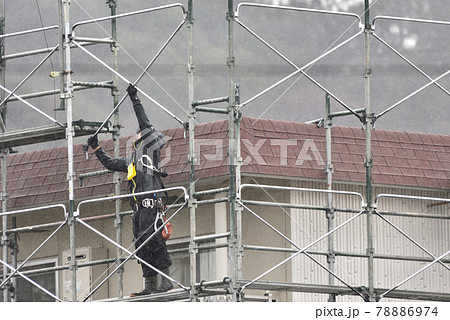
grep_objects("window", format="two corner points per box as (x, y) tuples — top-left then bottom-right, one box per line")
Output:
(1, 257), (59, 302)
(168, 239), (217, 285)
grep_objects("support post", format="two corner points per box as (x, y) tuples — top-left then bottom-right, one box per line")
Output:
(363, 0), (375, 301)
(9, 217), (17, 302)
(324, 94), (336, 302)
(0, 0), (9, 303)
(0, 0), (5, 132)
(187, 0), (198, 302)
(1, 150), (9, 302)
(215, 192), (228, 288)
(226, 0), (241, 301)
(234, 84), (243, 284)
(61, 0), (77, 302)
(108, 0), (123, 300)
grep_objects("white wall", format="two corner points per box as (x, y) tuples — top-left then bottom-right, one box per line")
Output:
(290, 180), (449, 302)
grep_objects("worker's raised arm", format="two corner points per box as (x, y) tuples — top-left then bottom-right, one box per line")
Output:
(127, 84), (152, 131)
(87, 135), (127, 172)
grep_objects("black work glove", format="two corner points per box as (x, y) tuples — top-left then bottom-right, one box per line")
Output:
(87, 135), (99, 149)
(127, 84), (139, 102)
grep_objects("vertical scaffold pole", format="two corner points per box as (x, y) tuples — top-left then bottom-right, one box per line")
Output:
(108, 0), (123, 299)
(187, 0), (198, 301)
(1, 150), (8, 302)
(10, 217), (17, 302)
(235, 83), (243, 283)
(0, 0), (10, 303)
(363, 0), (375, 301)
(226, 0), (241, 301)
(0, 0), (5, 128)
(61, 0), (77, 302)
(324, 94), (336, 302)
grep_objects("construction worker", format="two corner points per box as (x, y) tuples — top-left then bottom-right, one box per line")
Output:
(87, 84), (173, 296)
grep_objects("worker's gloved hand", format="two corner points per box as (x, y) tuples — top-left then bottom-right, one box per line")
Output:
(127, 84), (139, 102)
(87, 135), (99, 149)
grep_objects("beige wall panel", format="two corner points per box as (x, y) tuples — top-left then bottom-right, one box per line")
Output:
(290, 180), (449, 302)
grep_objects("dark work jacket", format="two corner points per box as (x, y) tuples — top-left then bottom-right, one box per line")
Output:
(93, 99), (171, 276)
(94, 99), (166, 207)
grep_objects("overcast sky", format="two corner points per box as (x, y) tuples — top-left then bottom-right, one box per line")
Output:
(1, 0), (449, 152)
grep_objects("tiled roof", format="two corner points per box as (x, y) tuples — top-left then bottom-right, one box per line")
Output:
(3, 117), (449, 208)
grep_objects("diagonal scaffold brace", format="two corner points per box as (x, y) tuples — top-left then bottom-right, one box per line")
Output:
(72, 22), (188, 159)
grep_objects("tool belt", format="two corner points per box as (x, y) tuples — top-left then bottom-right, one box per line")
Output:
(133, 196), (164, 212)
(132, 196), (172, 241)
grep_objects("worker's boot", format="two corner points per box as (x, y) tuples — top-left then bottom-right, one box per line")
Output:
(155, 268), (173, 293)
(130, 275), (156, 297)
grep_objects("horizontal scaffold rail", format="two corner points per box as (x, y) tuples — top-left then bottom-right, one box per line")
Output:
(75, 186), (190, 301)
(0, 204), (68, 302)
(239, 183), (366, 208)
(0, 121), (111, 149)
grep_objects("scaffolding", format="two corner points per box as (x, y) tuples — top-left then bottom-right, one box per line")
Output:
(0, 0), (449, 302)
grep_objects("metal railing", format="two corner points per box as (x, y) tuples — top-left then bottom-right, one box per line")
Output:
(0, 204), (67, 301)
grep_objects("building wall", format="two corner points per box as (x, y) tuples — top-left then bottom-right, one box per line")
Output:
(3, 183), (219, 301)
(2, 177), (448, 302)
(290, 180), (450, 302)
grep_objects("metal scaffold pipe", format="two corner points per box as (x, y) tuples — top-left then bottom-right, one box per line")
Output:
(60, 0), (77, 302)
(0, 0), (7, 302)
(71, 14), (187, 137)
(236, 2), (362, 24)
(0, 45), (59, 120)
(363, 0), (375, 301)
(72, 4), (186, 32)
(235, 16), (361, 118)
(186, 0), (198, 301)
(0, 83), (64, 127)
(78, 204), (190, 302)
(70, 39), (185, 131)
(0, 259), (62, 301)
(238, 30), (362, 109)
(0, 25), (58, 40)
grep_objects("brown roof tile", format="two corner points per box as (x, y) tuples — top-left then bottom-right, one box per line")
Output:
(400, 167), (424, 178)
(372, 146), (394, 157)
(34, 192), (56, 205)
(347, 144), (366, 155)
(384, 130), (401, 143)
(422, 169), (447, 180)
(415, 149), (438, 161)
(378, 166), (402, 176)
(28, 185), (51, 196)
(8, 153), (23, 166)
(348, 172), (366, 183)
(437, 152), (450, 162)
(372, 174), (396, 185)
(414, 178), (441, 189)
(439, 180), (450, 190)
(15, 195), (37, 207)
(393, 175), (418, 187)
(395, 131), (411, 144)
(385, 157), (410, 168)
(392, 148), (417, 159)
(4, 117), (449, 209)
(7, 180), (26, 192)
(406, 132), (423, 144)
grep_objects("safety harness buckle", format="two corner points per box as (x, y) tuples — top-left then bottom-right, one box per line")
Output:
(142, 198), (155, 208)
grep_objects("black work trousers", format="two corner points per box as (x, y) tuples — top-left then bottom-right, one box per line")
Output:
(132, 205), (172, 277)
